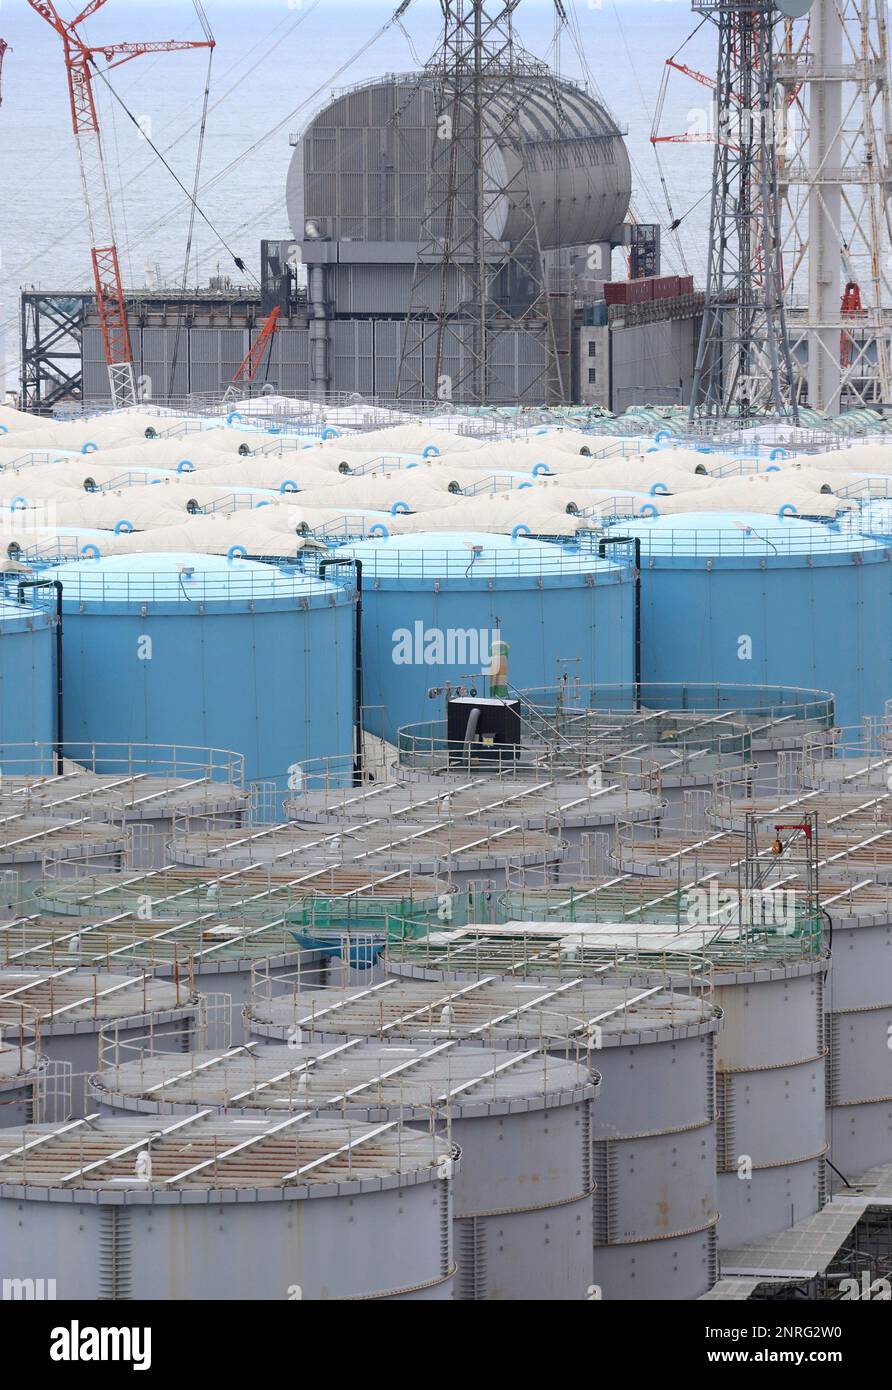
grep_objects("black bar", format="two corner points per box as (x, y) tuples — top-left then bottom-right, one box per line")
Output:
(319, 558), (363, 785)
(16, 578), (64, 775)
(597, 535), (641, 709)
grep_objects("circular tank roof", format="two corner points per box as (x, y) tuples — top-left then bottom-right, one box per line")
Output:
(89, 1042), (596, 1120)
(54, 551), (346, 609)
(289, 70), (631, 250)
(336, 530), (624, 582)
(617, 510), (887, 558)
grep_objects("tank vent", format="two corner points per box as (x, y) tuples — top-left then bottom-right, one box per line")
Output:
(591, 1138), (618, 1244)
(98, 1207), (133, 1301)
(455, 1216), (487, 1301)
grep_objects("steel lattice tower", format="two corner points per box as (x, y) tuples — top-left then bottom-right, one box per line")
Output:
(396, 0), (569, 405)
(776, 0), (892, 412)
(689, 0), (799, 423)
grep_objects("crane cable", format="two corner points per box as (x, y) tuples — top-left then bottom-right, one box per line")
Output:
(89, 55), (258, 287)
(651, 16), (713, 273)
(87, 15), (401, 290)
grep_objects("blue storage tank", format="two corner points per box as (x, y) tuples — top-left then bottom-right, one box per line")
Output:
(55, 553), (356, 790)
(0, 593), (55, 746)
(614, 511), (892, 727)
(333, 530), (635, 742)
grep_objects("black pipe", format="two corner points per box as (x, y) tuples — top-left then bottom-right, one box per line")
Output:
(597, 535), (641, 709)
(319, 558), (363, 786)
(16, 578), (64, 775)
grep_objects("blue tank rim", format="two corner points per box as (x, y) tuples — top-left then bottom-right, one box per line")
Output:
(51, 552), (355, 616)
(0, 593), (55, 634)
(332, 530), (631, 589)
(607, 511), (892, 568)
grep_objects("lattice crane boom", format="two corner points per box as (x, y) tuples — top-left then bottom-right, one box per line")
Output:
(27, 0), (214, 408)
(223, 307), (283, 404)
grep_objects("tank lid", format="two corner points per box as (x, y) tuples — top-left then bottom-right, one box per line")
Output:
(336, 530), (622, 579)
(54, 551), (343, 606)
(617, 510), (886, 557)
(90, 1042), (596, 1118)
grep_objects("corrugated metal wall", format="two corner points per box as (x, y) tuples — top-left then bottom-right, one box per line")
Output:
(82, 325), (312, 402)
(610, 318), (697, 412)
(83, 318), (549, 405)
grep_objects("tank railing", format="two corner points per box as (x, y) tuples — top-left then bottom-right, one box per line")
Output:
(308, 514), (393, 541)
(281, 752), (398, 803)
(32, 1056), (72, 1125)
(7, 537), (102, 567)
(301, 545), (627, 580)
(489, 882), (825, 954)
(516, 681), (836, 728)
(394, 722), (671, 791)
(574, 497), (659, 524)
(801, 728), (892, 790)
(524, 711), (754, 775)
(603, 522), (887, 558)
(0, 742), (245, 792)
(247, 956), (339, 1014)
(192, 491), (276, 516)
(835, 477), (892, 501)
(0, 910), (303, 973)
(0, 450), (84, 474)
(383, 911), (821, 976)
(336, 453), (422, 478)
(87, 469), (170, 493)
(44, 566), (353, 604)
(395, 716), (750, 788)
(706, 768), (830, 828)
(33, 867), (421, 927)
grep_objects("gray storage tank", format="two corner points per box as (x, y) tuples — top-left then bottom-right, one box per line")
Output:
(0, 1039), (44, 1127)
(244, 972), (721, 1300)
(87, 1039), (598, 1303)
(0, 968), (199, 1115)
(0, 1112), (456, 1300)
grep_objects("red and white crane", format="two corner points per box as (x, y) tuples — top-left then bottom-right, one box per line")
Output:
(27, 1), (214, 408)
(224, 307), (282, 405)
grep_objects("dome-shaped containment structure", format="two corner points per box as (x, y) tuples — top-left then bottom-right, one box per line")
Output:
(333, 530), (635, 743)
(0, 594), (55, 746)
(55, 553), (356, 791)
(613, 512), (892, 727)
(288, 71), (631, 253)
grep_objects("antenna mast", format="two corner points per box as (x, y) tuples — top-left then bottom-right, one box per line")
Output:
(396, 0), (569, 406)
(689, 0), (799, 423)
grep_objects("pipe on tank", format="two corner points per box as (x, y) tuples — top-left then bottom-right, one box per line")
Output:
(309, 266), (330, 403)
(319, 557), (363, 786)
(16, 578), (64, 776)
(463, 706), (481, 747)
(598, 535), (641, 709)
